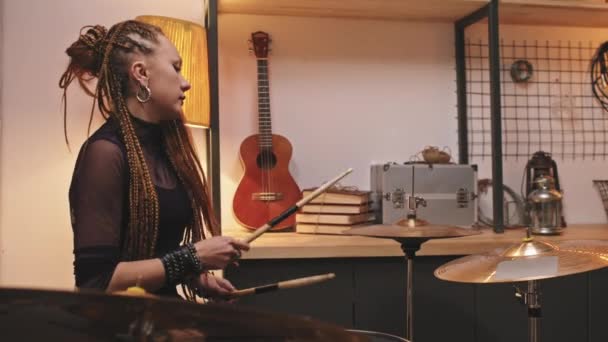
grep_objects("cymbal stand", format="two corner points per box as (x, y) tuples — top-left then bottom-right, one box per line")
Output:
(404, 165), (427, 228)
(398, 238), (429, 342)
(514, 228), (541, 342)
(398, 164), (430, 341)
(514, 280), (541, 342)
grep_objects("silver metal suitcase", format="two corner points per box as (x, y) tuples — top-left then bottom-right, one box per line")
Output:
(370, 163), (477, 226)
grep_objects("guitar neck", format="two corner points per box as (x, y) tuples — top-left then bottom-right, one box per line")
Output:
(257, 59), (272, 150)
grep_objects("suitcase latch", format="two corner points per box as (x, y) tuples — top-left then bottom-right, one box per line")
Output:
(384, 188), (405, 209)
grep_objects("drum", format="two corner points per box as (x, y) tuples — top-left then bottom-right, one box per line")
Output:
(0, 287), (365, 341)
(347, 329), (410, 342)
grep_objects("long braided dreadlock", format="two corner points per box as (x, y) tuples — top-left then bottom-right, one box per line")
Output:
(60, 20), (219, 299)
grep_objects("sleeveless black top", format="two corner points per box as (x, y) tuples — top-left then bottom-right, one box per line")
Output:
(69, 117), (192, 296)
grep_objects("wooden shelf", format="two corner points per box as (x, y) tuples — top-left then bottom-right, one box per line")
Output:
(501, 0), (608, 28)
(226, 224), (608, 259)
(218, 0), (489, 22)
(218, 0), (608, 27)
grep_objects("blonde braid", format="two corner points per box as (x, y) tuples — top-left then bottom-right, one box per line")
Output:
(93, 21), (161, 260)
(112, 87), (159, 259)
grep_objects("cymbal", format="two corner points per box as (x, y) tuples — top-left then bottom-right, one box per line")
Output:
(0, 287), (366, 341)
(343, 223), (480, 242)
(434, 239), (608, 283)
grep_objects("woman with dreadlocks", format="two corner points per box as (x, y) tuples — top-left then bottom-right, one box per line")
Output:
(60, 20), (249, 300)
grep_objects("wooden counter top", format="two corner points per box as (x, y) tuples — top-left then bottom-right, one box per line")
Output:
(226, 224), (608, 259)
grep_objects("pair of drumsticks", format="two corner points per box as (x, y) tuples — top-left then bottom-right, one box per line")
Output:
(228, 168), (353, 299)
(116, 169), (352, 300)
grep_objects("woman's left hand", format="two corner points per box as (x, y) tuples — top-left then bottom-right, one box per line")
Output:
(192, 272), (236, 301)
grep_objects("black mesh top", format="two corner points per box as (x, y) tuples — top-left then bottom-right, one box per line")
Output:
(69, 116), (192, 296)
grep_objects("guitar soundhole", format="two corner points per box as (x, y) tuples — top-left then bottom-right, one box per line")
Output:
(256, 151), (277, 169)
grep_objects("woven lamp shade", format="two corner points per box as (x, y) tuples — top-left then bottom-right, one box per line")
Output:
(136, 15), (210, 127)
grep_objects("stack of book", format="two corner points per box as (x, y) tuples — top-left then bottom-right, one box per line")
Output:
(296, 188), (376, 235)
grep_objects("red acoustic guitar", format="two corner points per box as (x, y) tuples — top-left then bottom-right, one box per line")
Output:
(232, 31), (302, 231)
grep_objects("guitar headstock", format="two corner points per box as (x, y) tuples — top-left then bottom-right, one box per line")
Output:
(250, 31), (271, 59)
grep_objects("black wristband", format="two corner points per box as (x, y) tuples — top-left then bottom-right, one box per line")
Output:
(160, 245), (200, 286)
(186, 243), (203, 273)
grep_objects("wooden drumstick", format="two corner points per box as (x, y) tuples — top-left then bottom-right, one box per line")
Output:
(244, 168), (353, 244)
(228, 273), (336, 298)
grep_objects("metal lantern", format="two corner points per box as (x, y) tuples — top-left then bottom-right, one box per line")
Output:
(527, 175), (564, 235)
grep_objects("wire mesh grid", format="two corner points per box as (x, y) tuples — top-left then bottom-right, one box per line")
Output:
(465, 39), (608, 160)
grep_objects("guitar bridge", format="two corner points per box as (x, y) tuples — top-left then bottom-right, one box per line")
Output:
(252, 192), (284, 202)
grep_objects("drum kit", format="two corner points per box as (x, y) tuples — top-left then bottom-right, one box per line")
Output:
(3, 168), (608, 341)
(9, 226), (603, 341)
(0, 286), (365, 341)
(346, 219), (608, 342)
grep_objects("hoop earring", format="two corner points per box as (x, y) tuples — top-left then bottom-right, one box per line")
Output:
(136, 84), (152, 103)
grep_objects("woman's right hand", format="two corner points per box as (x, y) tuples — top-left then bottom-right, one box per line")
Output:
(193, 237), (250, 270)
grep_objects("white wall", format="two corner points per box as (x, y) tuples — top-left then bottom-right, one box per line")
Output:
(0, 0), (4, 280)
(0, 0), (206, 289)
(218, 14), (457, 231)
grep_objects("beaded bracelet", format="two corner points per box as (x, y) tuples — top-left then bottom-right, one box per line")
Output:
(185, 243), (203, 273)
(160, 244), (203, 286)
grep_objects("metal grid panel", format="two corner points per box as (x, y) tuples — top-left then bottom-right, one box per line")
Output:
(465, 39), (608, 160)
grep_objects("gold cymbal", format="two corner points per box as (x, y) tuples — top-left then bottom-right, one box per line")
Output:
(394, 218), (429, 227)
(434, 239), (608, 283)
(0, 287), (365, 341)
(344, 223), (480, 240)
